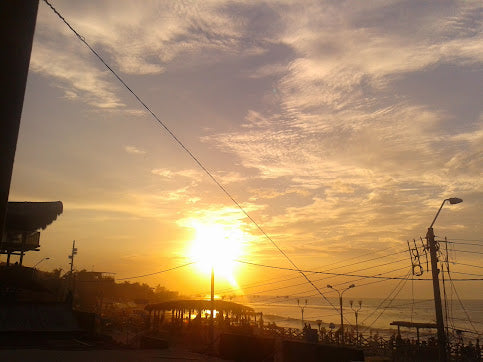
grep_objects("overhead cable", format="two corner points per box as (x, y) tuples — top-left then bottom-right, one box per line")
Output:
(234, 259), (483, 281)
(42, 0), (338, 311)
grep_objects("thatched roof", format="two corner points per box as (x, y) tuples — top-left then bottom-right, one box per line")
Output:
(145, 299), (254, 314)
(6, 201), (63, 232)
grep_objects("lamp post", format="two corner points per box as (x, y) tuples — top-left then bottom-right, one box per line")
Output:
(210, 265), (215, 350)
(327, 284), (355, 344)
(297, 299), (307, 328)
(350, 300), (362, 345)
(33, 257), (50, 268)
(427, 197), (462, 362)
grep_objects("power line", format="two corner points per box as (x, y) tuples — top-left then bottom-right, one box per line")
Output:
(242, 273), (397, 308)
(367, 274), (411, 329)
(116, 262), (195, 281)
(451, 262), (483, 269)
(453, 249), (483, 255)
(266, 272), (412, 305)
(361, 270), (411, 328)
(42, 0), (340, 312)
(446, 241), (483, 247)
(236, 248), (407, 295)
(232, 255), (481, 299)
(76, 261), (195, 282)
(193, 248), (409, 299)
(450, 318), (483, 325)
(447, 270), (480, 335)
(450, 238), (483, 242)
(245, 267), (409, 306)
(182, 246), (411, 301)
(390, 299), (434, 308)
(243, 272), (418, 329)
(446, 326), (481, 335)
(254, 270), (412, 307)
(250, 265), (411, 305)
(212, 255), (408, 297)
(449, 271), (483, 278)
(234, 259), (483, 281)
(349, 271), (410, 289)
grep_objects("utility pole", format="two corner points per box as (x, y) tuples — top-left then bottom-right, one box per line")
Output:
(427, 227), (447, 362)
(0, 0), (39, 244)
(68, 240), (78, 296)
(69, 240), (77, 274)
(426, 197), (462, 362)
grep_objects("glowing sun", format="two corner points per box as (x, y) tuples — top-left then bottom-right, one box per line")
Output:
(187, 221), (246, 287)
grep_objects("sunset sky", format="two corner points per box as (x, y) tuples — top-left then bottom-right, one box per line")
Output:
(8, 0), (482, 300)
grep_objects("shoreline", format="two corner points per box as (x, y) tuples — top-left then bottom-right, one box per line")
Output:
(260, 313), (478, 344)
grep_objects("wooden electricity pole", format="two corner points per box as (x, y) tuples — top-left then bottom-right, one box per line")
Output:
(425, 197), (462, 361)
(427, 227), (447, 362)
(68, 240), (78, 296)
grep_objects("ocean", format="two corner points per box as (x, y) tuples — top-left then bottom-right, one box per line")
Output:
(233, 295), (482, 341)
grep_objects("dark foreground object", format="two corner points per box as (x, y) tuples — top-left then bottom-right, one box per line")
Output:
(219, 333), (364, 362)
(283, 340), (364, 362)
(219, 333), (275, 361)
(139, 335), (169, 349)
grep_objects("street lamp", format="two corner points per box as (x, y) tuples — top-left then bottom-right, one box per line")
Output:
(427, 197), (462, 362)
(429, 198), (462, 228)
(33, 257), (50, 268)
(350, 300), (362, 345)
(327, 284), (355, 343)
(297, 299), (307, 328)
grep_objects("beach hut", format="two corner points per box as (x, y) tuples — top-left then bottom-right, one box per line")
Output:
(145, 299), (255, 331)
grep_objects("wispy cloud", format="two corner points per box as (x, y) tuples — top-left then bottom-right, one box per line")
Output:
(124, 145), (146, 155)
(30, 38), (124, 108)
(200, 0), (482, 257)
(32, 0), (269, 109)
(151, 168), (204, 180)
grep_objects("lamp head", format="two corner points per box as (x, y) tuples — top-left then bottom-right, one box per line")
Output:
(448, 198), (463, 205)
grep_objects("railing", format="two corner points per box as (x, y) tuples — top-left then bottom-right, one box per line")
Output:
(259, 325), (481, 361)
(140, 316), (481, 361)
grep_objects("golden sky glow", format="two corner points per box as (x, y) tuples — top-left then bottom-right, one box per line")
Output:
(186, 219), (247, 287)
(6, 0), (483, 300)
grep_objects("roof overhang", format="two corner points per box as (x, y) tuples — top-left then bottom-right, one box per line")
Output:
(390, 321), (437, 329)
(5, 201), (63, 232)
(1, 201), (63, 252)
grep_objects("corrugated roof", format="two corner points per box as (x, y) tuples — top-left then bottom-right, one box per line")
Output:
(5, 201), (63, 231)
